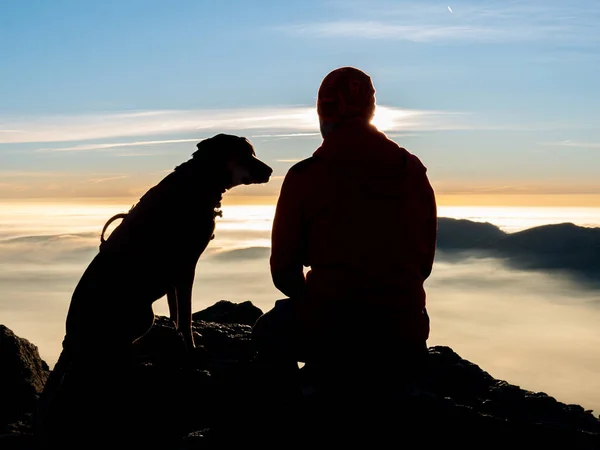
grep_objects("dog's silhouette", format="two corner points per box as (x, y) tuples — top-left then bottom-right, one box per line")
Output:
(63, 133), (273, 359)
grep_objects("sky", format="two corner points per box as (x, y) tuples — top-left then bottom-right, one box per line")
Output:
(1, 0), (600, 205)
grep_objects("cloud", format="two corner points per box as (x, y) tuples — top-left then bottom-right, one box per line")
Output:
(209, 247), (270, 262)
(426, 258), (600, 413)
(0, 106), (477, 146)
(277, 1), (600, 44)
(0, 105), (579, 150)
(540, 140), (600, 149)
(279, 21), (550, 43)
(0, 172), (150, 199)
(0, 108), (319, 144)
(0, 233), (98, 265)
(249, 133), (320, 139)
(0, 231), (281, 368)
(0, 171), (66, 178)
(89, 175), (128, 184)
(436, 218), (600, 287)
(35, 138), (202, 153)
(1, 228), (600, 413)
(116, 152), (159, 157)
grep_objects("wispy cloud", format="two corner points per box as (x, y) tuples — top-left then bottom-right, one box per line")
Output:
(0, 106), (470, 145)
(1, 105), (580, 150)
(116, 152), (160, 157)
(0, 171), (64, 178)
(540, 140), (600, 148)
(250, 132), (320, 138)
(0, 170), (161, 199)
(35, 138), (202, 153)
(277, 0), (600, 44)
(88, 175), (128, 184)
(0, 107), (319, 144)
(279, 21), (553, 43)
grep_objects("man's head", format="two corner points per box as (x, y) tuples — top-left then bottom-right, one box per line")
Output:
(317, 66), (376, 137)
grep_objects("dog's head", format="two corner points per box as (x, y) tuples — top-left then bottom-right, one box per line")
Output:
(193, 134), (273, 188)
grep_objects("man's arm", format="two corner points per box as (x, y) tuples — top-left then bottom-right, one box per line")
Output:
(270, 170), (307, 299)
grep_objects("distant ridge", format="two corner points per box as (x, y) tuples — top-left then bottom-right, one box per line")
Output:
(437, 218), (600, 287)
(1, 219), (598, 287)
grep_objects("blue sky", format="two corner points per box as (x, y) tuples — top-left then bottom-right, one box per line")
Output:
(1, 0), (600, 202)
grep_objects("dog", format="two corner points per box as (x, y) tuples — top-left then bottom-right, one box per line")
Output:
(35, 134), (272, 449)
(61, 133), (273, 360)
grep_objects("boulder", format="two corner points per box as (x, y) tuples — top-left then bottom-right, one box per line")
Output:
(0, 324), (49, 427)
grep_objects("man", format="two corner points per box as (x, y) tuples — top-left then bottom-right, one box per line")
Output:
(253, 66), (437, 378)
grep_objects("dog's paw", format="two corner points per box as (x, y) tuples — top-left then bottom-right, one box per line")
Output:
(178, 331), (196, 353)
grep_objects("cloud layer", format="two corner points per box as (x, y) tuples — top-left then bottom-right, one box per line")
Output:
(1, 216), (599, 413)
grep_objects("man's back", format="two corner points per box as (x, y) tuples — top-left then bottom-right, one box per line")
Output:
(271, 121), (437, 340)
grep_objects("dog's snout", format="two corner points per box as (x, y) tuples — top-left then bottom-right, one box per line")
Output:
(257, 161), (273, 181)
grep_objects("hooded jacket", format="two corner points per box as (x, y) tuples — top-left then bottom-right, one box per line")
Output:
(270, 121), (437, 342)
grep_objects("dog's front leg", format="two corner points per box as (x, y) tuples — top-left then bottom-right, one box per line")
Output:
(175, 268), (196, 352)
(167, 286), (178, 327)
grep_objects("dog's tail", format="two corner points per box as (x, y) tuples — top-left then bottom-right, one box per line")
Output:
(100, 213), (128, 245)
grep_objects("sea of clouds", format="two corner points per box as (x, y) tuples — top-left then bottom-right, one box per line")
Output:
(1, 213), (599, 414)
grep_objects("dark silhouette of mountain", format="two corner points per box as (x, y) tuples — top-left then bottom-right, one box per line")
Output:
(3, 301), (600, 449)
(437, 218), (600, 287)
(437, 218), (506, 250)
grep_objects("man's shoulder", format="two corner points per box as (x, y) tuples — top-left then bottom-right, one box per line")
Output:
(383, 135), (428, 173)
(288, 156), (318, 175)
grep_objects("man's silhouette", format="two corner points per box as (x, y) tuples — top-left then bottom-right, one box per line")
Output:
(253, 66), (437, 384)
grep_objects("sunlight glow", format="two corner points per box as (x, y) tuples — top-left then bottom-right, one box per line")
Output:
(370, 105), (416, 132)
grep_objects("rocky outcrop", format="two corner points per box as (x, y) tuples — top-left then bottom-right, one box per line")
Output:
(0, 324), (50, 450)
(2, 301), (600, 449)
(0, 325), (49, 425)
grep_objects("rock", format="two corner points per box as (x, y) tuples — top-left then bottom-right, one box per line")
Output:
(0, 325), (49, 428)
(191, 299), (262, 326)
(3, 301), (599, 449)
(0, 421), (36, 450)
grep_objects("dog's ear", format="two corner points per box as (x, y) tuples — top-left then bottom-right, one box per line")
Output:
(193, 134), (235, 159)
(238, 136), (256, 154)
(192, 137), (214, 159)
